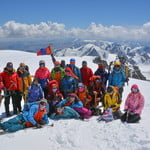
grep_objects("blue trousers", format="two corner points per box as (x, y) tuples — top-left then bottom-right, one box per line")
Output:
(0, 114), (26, 132)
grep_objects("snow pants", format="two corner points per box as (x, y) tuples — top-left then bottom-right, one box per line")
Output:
(0, 114), (26, 132)
(121, 112), (141, 123)
(73, 107), (92, 119)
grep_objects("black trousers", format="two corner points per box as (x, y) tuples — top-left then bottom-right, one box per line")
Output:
(4, 91), (21, 115)
(121, 112), (141, 123)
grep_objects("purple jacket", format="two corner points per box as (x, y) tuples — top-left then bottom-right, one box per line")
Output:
(124, 92), (144, 114)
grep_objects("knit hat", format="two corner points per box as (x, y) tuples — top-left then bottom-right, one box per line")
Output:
(70, 58), (75, 64)
(82, 61), (87, 65)
(98, 64), (104, 68)
(20, 62), (26, 66)
(6, 62), (13, 68)
(40, 98), (47, 105)
(131, 84), (139, 89)
(54, 61), (60, 65)
(78, 83), (84, 87)
(70, 58), (75, 62)
(39, 60), (45, 65)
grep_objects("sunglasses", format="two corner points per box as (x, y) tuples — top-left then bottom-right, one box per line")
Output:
(40, 102), (47, 106)
(114, 65), (120, 67)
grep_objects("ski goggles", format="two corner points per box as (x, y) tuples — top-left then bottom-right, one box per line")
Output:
(52, 86), (57, 89)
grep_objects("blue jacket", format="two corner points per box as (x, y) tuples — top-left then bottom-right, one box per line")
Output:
(27, 84), (44, 102)
(94, 69), (108, 85)
(22, 103), (49, 125)
(108, 68), (126, 88)
(56, 99), (83, 108)
(50, 106), (80, 119)
(67, 64), (82, 82)
(60, 76), (76, 93)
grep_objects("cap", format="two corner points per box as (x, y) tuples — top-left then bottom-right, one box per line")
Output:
(6, 62), (13, 68)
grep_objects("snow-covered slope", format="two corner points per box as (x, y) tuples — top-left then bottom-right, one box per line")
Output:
(0, 50), (150, 150)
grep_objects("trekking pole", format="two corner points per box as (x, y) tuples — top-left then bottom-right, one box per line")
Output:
(126, 110), (129, 122)
(0, 82), (16, 106)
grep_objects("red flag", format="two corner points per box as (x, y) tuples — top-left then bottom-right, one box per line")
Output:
(37, 46), (52, 56)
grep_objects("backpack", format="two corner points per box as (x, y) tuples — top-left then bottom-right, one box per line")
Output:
(97, 107), (114, 122)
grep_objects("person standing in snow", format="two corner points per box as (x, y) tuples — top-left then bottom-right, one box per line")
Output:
(121, 84), (144, 123)
(17, 63), (32, 104)
(1, 62), (21, 116)
(51, 61), (65, 84)
(34, 60), (51, 98)
(94, 63), (109, 93)
(67, 58), (82, 83)
(108, 62), (126, 103)
(80, 61), (93, 87)
(0, 99), (49, 133)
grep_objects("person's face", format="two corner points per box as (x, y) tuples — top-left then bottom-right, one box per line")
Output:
(69, 96), (75, 103)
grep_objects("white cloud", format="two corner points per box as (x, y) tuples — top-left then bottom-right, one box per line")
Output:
(0, 21), (150, 40)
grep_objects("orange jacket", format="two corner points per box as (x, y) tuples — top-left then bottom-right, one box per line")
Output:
(25, 108), (47, 127)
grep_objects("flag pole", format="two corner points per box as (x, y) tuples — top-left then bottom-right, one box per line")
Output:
(48, 43), (56, 65)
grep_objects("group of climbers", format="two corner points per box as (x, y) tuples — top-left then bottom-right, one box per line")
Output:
(0, 57), (145, 133)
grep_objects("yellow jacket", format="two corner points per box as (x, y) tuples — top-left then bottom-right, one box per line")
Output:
(18, 70), (32, 93)
(103, 91), (120, 112)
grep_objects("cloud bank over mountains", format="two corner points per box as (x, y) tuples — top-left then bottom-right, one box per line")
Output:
(0, 21), (150, 40)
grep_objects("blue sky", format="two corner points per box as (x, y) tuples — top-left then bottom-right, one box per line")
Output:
(0, 0), (150, 40)
(1, 0), (150, 28)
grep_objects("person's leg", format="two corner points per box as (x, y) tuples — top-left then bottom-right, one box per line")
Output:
(11, 92), (18, 114)
(127, 114), (141, 123)
(120, 112), (127, 122)
(4, 95), (11, 117)
(0, 115), (22, 131)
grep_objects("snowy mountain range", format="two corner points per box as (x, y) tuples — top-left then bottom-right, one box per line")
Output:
(0, 50), (150, 150)
(54, 40), (150, 65)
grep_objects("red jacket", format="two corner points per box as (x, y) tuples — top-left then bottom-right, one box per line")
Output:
(80, 67), (93, 86)
(1, 68), (20, 91)
(35, 67), (51, 80)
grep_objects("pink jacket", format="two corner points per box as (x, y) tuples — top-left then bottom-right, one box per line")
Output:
(124, 92), (144, 114)
(35, 67), (51, 80)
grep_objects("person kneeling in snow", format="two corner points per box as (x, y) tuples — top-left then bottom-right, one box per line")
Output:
(121, 84), (144, 123)
(50, 106), (80, 120)
(102, 86), (122, 120)
(0, 99), (49, 133)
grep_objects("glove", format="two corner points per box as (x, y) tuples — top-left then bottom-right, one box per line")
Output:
(129, 111), (135, 115)
(36, 123), (42, 128)
(126, 78), (129, 82)
(39, 120), (46, 125)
